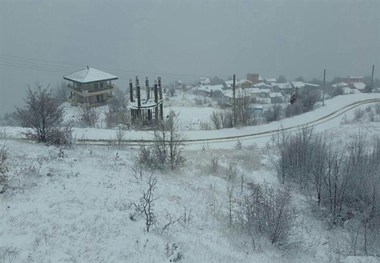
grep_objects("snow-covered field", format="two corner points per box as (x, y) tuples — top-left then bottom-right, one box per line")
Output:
(1, 93), (380, 262)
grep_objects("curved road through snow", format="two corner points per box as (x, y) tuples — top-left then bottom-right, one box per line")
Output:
(77, 97), (380, 147)
(1, 95), (379, 147)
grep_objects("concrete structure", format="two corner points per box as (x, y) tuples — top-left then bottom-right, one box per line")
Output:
(64, 66), (118, 106)
(128, 77), (163, 126)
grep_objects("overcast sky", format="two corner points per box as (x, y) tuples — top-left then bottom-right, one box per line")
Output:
(1, 0), (379, 114)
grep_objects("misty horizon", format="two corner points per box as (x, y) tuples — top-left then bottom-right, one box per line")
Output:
(1, 0), (379, 115)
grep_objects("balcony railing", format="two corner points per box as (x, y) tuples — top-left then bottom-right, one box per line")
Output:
(68, 84), (115, 97)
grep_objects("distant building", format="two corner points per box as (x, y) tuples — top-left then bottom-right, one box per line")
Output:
(246, 73), (260, 84)
(64, 66), (118, 106)
(346, 76), (363, 84)
(200, 77), (210, 85)
(237, 79), (253, 89)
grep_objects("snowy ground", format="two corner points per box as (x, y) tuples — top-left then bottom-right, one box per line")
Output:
(1, 93), (380, 262)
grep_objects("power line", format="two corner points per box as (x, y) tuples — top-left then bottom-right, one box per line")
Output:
(0, 53), (207, 82)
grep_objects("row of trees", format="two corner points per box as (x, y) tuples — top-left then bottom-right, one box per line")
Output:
(272, 128), (380, 255)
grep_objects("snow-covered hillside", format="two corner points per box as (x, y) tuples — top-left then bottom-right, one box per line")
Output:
(1, 93), (380, 262)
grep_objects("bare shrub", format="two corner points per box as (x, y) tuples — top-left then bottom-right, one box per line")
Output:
(199, 121), (212, 130)
(353, 108), (365, 121)
(130, 174), (158, 232)
(209, 156), (219, 175)
(78, 104), (99, 127)
(15, 84), (68, 144)
(285, 101), (304, 117)
(237, 182), (297, 247)
(137, 111), (185, 170)
(210, 111), (222, 129)
(375, 104), (380, 115)
(210, 110), (233, 129)
(0, 146), (9, 194)
(264, 104), (283, 122)
(273, 128), (380, 255)
(273, 127), (314, 185)
(46, 122), (73, 145)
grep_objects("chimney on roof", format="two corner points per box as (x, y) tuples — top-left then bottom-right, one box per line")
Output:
(86, 65), (89, 70)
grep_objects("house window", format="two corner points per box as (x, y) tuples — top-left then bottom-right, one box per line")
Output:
(100, 82), (103, 89)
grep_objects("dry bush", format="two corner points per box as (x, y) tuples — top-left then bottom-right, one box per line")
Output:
(15, 84), (70, 145)
(0, 146), (8, 194)
(236, 182), (297, 247)
(210, 110), (233, 129)
(130, 174), (158, 232)
(137, 112), (185, 170)
(78, 105), (99, 127)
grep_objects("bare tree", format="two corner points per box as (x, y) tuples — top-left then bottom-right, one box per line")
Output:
(131, 174), (158, 232)
(138, 111), (185, 170)
(15, 84), (66, 143)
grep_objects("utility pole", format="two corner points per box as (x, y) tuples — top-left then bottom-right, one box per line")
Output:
(232, 74), (236, 127)
(154, 80), (158, 123)
(158, 77), (163, 121)
(129, 79), (134, 121)
(322, 69), (326, 106)
(371, 64), (375, 90)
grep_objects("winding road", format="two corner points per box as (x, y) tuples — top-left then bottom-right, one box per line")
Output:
(74, 97), (380, 147)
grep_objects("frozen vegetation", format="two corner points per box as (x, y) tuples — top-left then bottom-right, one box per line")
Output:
(1, 93), (380, 262)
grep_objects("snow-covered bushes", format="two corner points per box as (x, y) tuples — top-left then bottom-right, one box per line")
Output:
(0, 146), (8, 194)
(210, 110), (233, 129)
(137, 112), (185, 170)
(272, 129), (380, 255)
(264, 104), (283, 122)
(78, 105), (99, 127)
(15, 85), (71, 145)
(236, 182), (297, 247)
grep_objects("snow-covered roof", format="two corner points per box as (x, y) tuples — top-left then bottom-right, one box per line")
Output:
(352, 82), (366, 90)
(273, 82), (292, 89)
(332, 82), (349, 88)
(247, 88), (261, 94)
(64, 66), (118, 83)
(237, 79), (253, 86)
(253, 82), (272, 89)
(342, 87), (353, 94)
(291, 81), (319, 89)
(198, 84), (224, 93)
(225, 80), (235, 88)
(265, 78), (277, 83)
(200, 77), (210, 85)
(223, 88), (251, 99)
(269, 92), (283, 98)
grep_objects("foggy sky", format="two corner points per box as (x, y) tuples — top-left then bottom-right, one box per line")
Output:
(1, 0), (379, 115)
